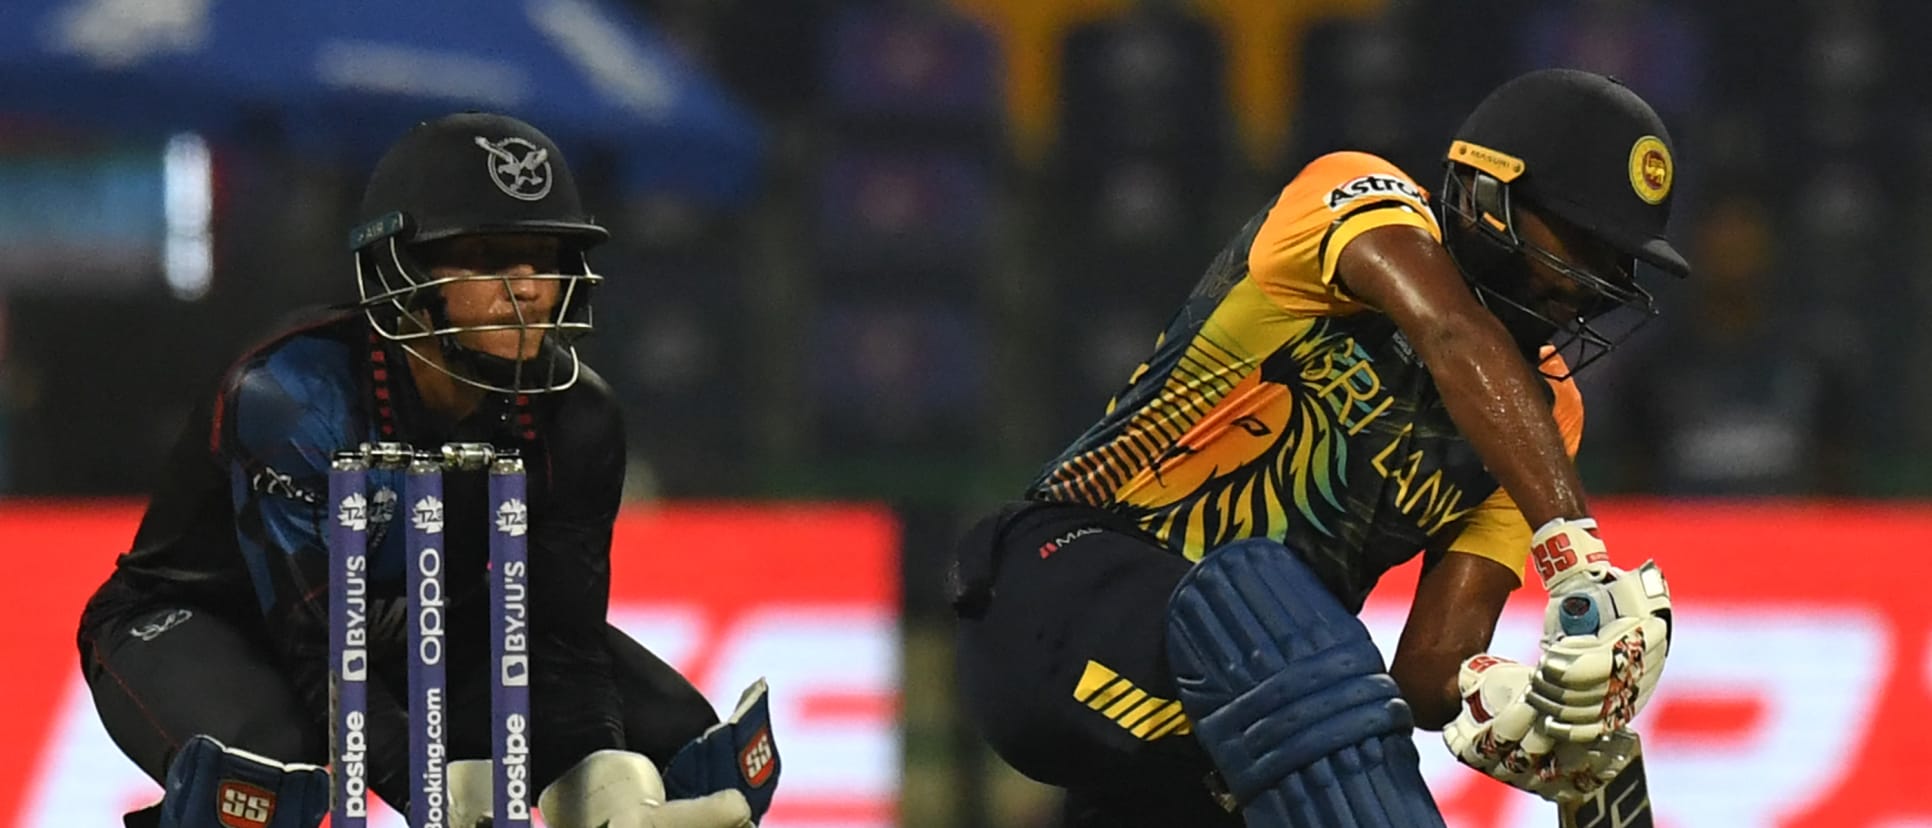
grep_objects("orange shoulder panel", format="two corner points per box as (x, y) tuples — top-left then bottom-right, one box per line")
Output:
(1248, 152), (1439, 316)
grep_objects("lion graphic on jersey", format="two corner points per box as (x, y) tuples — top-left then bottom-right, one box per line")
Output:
(1117, 323), (1359, 553)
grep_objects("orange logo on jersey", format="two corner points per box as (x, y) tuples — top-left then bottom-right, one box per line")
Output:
(1628, 136), (1672, 204)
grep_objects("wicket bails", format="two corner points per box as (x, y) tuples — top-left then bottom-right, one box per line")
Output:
(327, 442), (529, 828)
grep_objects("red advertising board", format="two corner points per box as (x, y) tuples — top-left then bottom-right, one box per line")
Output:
(0, 501), (901, 828)
(7, 499), (1932, 826)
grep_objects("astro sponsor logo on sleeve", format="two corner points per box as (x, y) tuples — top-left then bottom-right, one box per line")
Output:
(1325, 173), (1427, 211)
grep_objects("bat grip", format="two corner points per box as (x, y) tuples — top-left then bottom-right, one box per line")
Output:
(1557, 592), (1601, 636)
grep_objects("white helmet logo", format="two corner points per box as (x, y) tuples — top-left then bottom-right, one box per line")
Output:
(475, 136), (552, 201)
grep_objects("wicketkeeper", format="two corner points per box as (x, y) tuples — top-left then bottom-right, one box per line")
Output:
(76, 112), (778, 828)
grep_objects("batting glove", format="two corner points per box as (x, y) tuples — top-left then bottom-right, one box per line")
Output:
(1527, 519), (1673, 743)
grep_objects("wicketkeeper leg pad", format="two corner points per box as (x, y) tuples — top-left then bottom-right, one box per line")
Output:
(663, 678), (780, 821)
(1166, 539), (1445, 828)
(153, 734), (329, 828)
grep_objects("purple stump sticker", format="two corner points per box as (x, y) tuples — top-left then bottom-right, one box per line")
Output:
(407, 453), (449, 827)
(327, 453), (370, 827)
(489, 454), (532, 826)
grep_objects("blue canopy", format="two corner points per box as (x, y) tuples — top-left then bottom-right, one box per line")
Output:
(0, 0), (764, 204)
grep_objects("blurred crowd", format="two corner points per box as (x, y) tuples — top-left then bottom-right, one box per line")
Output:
(4, 0), (1929, 823)
(630, 0), (1932, 507)
(6, 0), (1930, 501)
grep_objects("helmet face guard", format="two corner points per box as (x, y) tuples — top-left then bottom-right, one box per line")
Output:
(1437, 166), (1658, 379)
(1437, 70), (1692, 378)
(353, 217), (603, 394)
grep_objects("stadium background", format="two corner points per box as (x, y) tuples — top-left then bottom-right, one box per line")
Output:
(2, 0), (1930, 825)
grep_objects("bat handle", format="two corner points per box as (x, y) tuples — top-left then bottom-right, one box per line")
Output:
(1557, 591), (1601, 636)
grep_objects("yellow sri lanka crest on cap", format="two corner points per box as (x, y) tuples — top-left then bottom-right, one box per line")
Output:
(1628, 136), (1672, 204)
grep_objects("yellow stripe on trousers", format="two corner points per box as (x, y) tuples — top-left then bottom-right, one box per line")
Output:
(1072, 660), (1193, 740)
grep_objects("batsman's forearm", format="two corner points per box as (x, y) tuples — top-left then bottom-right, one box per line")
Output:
(1413, 318), (1587, 528)
(1391, 655), (1463, 731)
(1392, 552), (1518, 730)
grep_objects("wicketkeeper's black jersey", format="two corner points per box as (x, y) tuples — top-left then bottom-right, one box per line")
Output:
(87, 310), (628, 805)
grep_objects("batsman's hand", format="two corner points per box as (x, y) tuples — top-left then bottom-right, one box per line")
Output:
(1526, 517), (1613, 593)
(1529, 518), (1674, 743)
(1444, 654), (1639, 804)
(1531, 726), (1642, 806)
(1495, 723), (1641, 806)
(1444, 654), (1545, 788)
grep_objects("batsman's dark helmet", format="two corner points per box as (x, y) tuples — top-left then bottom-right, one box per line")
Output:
(349, 112), (607, 394)
(1437, 69), (1690, 373)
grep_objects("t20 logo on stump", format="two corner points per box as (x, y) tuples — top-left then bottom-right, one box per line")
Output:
(215, 781), (275, 828)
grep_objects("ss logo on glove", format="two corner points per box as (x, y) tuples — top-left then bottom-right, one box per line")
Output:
(216, 781), (275, 828)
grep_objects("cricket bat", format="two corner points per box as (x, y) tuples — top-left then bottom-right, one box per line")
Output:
(1558, 734), (1652, 828)
(1555, 590), (1654, 828)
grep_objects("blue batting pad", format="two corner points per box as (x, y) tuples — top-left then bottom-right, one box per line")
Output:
(664, 678), (780, 821)
(156, 734), (329, 828)
(1166, 539), (1445, 828)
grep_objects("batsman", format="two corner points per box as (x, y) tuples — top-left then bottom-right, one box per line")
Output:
(951, 69), (1677, 826)
(75, 113), (779, 828)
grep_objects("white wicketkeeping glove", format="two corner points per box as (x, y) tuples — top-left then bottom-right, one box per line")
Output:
(1527, 518), (1673, 743)
(449, 759), (494, 828)
(1443, 654), (1641, 804)
(539, 749), (753, 828)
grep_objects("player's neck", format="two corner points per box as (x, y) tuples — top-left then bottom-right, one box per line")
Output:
(404, 343), (487, 425)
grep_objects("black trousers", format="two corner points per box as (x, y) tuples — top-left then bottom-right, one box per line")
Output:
(77, 581), (717, 810)
(951, 501), (1241, 828)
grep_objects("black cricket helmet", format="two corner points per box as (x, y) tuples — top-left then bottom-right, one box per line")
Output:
(350, 112), (609, 394)
(1436, 69), (1690, 374)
